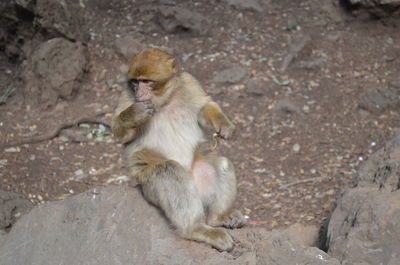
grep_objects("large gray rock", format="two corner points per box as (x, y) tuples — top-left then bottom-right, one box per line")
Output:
(157, 5), (210, 34)
(0, 185), (340, 265)
(22, 38), (88, 108)
(348, 0), (400, 7)
(345, 0), (400, 17)
(358, 81), (400, 114)
(326, 133), (400, 265)
(34, 0), (86, 41)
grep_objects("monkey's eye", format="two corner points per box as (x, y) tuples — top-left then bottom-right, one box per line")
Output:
(140, 79), (152, 84)
(128, 79), (138, 91)
(129, 79), (139, 85)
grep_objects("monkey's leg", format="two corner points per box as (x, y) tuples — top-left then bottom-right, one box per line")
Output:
(193, 156), (247, 229)
(131, 150), (234, 251)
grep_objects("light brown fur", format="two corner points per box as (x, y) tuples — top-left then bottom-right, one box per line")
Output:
(112, 48), (246, 251)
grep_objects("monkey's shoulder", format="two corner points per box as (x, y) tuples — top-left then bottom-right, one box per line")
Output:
(178, 72), (210, 106)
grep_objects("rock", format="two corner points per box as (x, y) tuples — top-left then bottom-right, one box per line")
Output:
(245, 77), (269, 96)
(280, 223), (319, 247)
(345, 0), (400, 17)
(275, 99), (302, 114)
(15, 0), (35, 13)
(0, 190), (32, 230)
(327, 188), (400, 265)
(356, 133), (400, 190)
(255, 231), (340, 265)
(0, 186), (341, 265)
(21, 38), (89, 109)
(114, 35), (146, 60)
(281, 34), (312, 72)
(347, 0), (400, 7)
(157, 5), (209, 34)
(326, 133), (400, 265)
(221, 0), (265, 13)
(212, 66), (248, 84)
(34, 0), (86, 41)
(358, 82), (400, 114)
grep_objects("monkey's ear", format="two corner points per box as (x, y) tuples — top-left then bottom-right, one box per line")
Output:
(169, 58), (179, 74)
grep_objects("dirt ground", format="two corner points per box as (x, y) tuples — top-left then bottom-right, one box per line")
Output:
(1, 0), (399, 230)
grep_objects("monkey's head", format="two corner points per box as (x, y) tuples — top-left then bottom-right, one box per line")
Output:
(128, 48), (178, 107)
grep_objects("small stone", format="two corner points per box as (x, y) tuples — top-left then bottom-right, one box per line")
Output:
(325, 189), (335, 195)
(75, 169), (84, 176)
(275, 99), (301, 114)
(273, 203), (282, 209)
(293, 143), (300, 152)
(37, 195), (43, 201)
(4, 147), (21, 153)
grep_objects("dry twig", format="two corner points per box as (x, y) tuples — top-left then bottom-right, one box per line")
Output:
(1, 112), (110, 148)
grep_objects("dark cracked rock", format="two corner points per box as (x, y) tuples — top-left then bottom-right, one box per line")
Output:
(326, 133), (400, 265)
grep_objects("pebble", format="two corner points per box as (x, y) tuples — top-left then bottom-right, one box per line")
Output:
(293, 143), (300, 152)
(325, 189), (335, 195)
(4, 147), (21, 153)
(37, 195), (43, 201)
(303, 105), (310, 112)
(75, 169), (84, 176)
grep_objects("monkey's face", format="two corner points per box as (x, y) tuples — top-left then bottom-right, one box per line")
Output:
(128, 48), (178, 106)
(129, 78), (156, 102)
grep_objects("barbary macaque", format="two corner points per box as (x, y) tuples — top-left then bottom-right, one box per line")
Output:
(112, 48), (246, 251)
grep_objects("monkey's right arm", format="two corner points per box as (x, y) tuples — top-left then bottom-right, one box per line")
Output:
(112, 90), (154, 144)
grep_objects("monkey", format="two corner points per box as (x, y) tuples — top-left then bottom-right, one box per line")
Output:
(112, 48), (247, 251)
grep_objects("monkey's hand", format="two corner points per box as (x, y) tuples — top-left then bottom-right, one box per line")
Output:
(120, 101), (154, 127)
(216, 119), (235, 140)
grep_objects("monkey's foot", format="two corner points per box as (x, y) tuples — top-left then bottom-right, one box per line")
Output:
(190, 224), (234, 252)
(221, 210), (247, 229)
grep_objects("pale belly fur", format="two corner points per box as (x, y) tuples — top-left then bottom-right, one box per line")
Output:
(125, 105), (204, 170)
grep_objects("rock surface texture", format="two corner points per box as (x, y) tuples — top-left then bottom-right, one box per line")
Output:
(326, 133), (400, 265)
(21, 38), (88, 108)
(0, 186), (340, 265)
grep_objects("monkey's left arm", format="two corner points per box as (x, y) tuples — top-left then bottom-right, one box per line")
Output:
(198, 101), (235, 140)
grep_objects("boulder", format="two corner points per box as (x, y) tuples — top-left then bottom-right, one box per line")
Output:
(34, 0), (86, 41)
(0, 185), (340, 265)
(157, 5), (210, 34)
(21, 38), (88, 108)
(326, 133), (400, 265)
(358, 81), (400, 114)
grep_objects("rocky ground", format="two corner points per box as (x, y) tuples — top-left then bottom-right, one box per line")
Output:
(0, 0), (399, 234)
